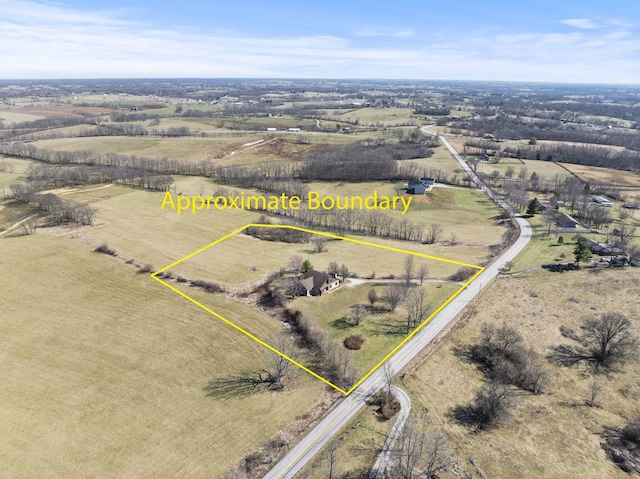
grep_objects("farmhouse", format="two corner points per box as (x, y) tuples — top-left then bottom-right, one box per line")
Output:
(587, 239), (625, 256)
(407, 177), (436, 195)
(299, 270), (340, 296)
(554, 212), (582, 229)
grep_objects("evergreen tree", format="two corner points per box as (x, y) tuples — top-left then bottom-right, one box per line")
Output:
(526, 198), (540, 216)
(300, 259), (314, 274)
(573, 236), (592, 266)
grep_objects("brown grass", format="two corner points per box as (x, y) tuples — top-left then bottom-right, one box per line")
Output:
(0, 234), (326, 478)
(405, 267), (640, 479)
(561, 163), (640, 187)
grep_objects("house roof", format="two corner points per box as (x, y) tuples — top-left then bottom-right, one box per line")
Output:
(300, 270), (332, 291)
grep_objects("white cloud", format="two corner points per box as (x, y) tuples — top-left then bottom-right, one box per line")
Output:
(355, 28), (415, 38)
(0, 0), (638, 83)
(561, 18), (598, 29)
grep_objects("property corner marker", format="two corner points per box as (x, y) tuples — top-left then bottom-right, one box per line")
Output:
(151, 224), (484, 396)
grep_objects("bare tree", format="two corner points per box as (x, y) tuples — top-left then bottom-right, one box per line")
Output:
(583, 312), (638, 367)
(586, 373), (602, 408)
(406, 288), (427, 332)
(368, 288), (378, 306)
(269, 333), (298, 385)
(417, 265), (428, 285)
(550, 312), (638, 370)
(384, 284), (404, 312)
(458, 381), (516, 430)
(387, 417), (451, 479)
(616, 224), (636, 250)
(327, 442), (338, 479)
(347, 304), (368, 326)
(314, 235), (328, 253)
(288, 255), (303, 273)
(425, 223), (443, 244)
(402, 255), (414, 288)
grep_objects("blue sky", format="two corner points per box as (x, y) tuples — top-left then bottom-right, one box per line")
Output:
(1, 0), (639, 83)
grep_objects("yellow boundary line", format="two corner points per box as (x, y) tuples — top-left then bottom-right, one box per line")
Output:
(151, 224), (484, 396)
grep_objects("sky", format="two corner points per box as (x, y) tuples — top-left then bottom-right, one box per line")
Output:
(1, 0), (639, 83)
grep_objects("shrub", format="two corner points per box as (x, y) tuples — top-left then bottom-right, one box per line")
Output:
(94, 243), (116, 256)
(448, 267), (477, 282)
(622, 418), (640, 444)
(192, 279), (223, 293)
(344, 334), (365, 350)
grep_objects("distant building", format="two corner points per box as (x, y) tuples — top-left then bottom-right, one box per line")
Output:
(593, 196), (613, 207)
(587, 239), (625, 256)
(554, 212), (582, 229)
(407, 177), (436, 195)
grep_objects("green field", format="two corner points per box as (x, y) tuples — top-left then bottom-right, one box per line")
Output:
(289, 281), (461, 376)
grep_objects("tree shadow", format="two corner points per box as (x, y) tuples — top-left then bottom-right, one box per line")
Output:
(332, 317), (354, 329)
(203, 373), (272, 400)
(451, 343), (475, 362)
(369, 319), (407, 336)
(447, 404), (483, 430)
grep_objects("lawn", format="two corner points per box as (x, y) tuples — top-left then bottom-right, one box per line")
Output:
(0, 234), (326, 478)
(289, 281), (462, 377)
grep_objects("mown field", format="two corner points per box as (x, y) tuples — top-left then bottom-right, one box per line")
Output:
(561, 163), (640, 188)
(0, 234), (327, 478)
(405, 267), (640, 479)
(289, 281), (462, 377)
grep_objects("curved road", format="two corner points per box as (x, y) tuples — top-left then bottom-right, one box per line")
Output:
(369, 386), (412, 479)
(263, 134), (532, 479)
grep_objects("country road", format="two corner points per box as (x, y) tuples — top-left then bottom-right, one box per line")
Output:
(263, 133), (532, 479)
(369, 386), (412, 479)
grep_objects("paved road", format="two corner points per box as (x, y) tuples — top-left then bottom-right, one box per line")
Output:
(263, 134), (532, 479)
(369, 386), (412, 479)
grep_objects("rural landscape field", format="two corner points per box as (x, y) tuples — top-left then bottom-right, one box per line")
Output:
(3, 1), (640, 476)
(2, 76), (640, 478)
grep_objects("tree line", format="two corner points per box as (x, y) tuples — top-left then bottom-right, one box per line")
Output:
(10, 184), (95, 226)
(458, 114), (640, 151)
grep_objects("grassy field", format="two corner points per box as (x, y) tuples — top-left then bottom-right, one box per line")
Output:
(476, 158), (572, 180)
(289, 281), (462, 377)
(0, 155), (34, 195)
(167, 227), (468, 288)
(561, 163), (640, 187)
(405, 267), (640, 479)
(36, 136), (259, 162)
(0, 234), (326, 478)
(508, 234), (577, 271)
(304, 182), (507, 264)
(332, 107), (419, 127)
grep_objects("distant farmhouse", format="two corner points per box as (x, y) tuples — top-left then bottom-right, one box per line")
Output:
(593, 196), (613, 207)
(554, 212), (583, 229)
(299, 270), (340, 296)
(407, 177), (436, 195)
(587, 239), (625, 256)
